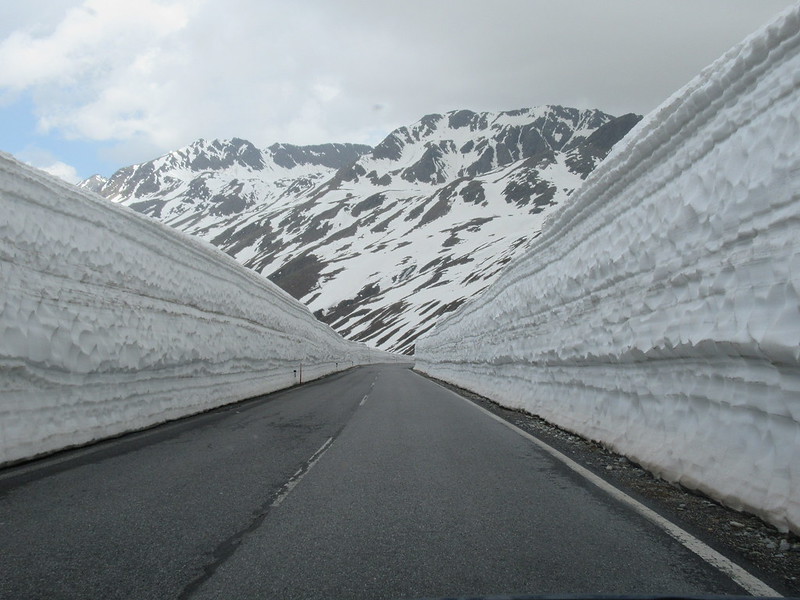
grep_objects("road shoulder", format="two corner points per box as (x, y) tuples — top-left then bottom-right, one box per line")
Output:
(415, 370), (800, 597)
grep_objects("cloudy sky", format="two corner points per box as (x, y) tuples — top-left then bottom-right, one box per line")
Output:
(0, 0), (794, 183)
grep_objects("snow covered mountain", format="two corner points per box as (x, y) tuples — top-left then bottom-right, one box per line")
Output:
(85, 139), (372, 218)
(82, 106), (640, 353)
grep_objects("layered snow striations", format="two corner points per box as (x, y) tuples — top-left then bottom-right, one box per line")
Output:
(0, 153), (398, 466)
(416, 5), (800, 533)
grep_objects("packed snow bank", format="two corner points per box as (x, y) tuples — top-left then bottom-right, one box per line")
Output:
(0, 153), (403, 466)
(416, 5), (800, 533)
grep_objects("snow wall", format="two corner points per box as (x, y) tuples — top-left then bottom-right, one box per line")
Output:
(0, 153), (403, 466)
(416, 5), (800, 533)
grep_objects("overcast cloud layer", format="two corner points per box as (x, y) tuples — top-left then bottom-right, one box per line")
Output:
(0, 0), (795, 179)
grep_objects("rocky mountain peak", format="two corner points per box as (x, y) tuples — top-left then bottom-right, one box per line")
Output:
(345, 105), (626, 187)
(78, 174), (108, 194)
(183, 137), (266, 171)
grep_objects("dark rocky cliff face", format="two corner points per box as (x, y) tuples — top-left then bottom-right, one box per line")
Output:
(269, 142), (373, 170)
(565, 113), (643, 178)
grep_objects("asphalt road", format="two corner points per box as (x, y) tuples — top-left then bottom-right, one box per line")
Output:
(0, 363), (750, 599)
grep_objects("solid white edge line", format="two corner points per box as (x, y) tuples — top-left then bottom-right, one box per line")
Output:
(271, 436), (334, 508)
(443, 385), (781, 597)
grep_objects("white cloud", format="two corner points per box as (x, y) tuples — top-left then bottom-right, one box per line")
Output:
(0, 1), (77, 40)
(16, 145), (82, 183)
(0, 0), (197, 148)
(0, 0), (192, 89)
(39, 160), (81, 183)
(0, 0), (795, 171)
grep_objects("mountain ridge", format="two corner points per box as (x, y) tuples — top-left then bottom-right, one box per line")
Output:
(81, 105), (641, 353)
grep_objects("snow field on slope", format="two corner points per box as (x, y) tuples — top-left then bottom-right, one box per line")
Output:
(416, 4), (800, 533)
(0, 153), (398, 466)
(294, 154), (582, 350)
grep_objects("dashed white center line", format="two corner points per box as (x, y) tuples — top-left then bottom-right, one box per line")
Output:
(271, 437), (334, 508)
(359, 394), (368, 406)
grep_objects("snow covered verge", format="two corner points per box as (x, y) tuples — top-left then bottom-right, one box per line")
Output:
(0, 153), (403, 466)
(416, 5), (800, 533)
